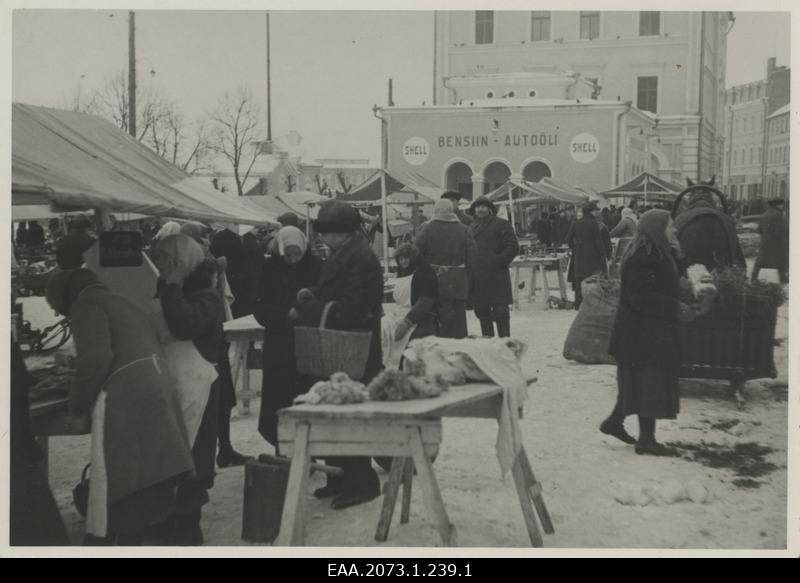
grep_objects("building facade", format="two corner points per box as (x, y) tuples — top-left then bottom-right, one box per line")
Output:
(765, 105), (790, 200)
(722, 58), (790, 202)
(431, 10), (733, 185)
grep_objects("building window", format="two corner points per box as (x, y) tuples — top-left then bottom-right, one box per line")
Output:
(580, 11), (600, 40)
(639, 12), (660, 36)
(758, 147), (762, 164)
(531, 11), (551, 41)
(475, 11), (494, 45)
(749, 148), (754, 165)
(636, 76), (658, 113)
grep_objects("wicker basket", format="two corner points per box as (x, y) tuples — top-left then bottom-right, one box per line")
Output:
(294, 301), (372, 380)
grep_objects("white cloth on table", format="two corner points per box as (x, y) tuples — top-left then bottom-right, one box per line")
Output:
(407, 336), (528, 478)
(86, 391), (108, 537)
(381, 274), (417, 369)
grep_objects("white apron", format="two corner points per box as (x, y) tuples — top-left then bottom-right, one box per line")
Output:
(149, 299), (217, 447)
(86, 392), (108, 537)
(381, 274), (418, 369)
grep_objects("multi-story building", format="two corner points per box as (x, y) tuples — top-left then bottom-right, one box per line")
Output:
(765, 104), (790, 199)
(722, 58), (790, 202)
(413, 10), (733, 191)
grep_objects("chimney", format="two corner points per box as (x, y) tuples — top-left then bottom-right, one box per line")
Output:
(767, 57), (777, 77)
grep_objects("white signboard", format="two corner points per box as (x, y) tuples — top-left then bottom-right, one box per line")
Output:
(570, 133), (600, 164)
(402, 136), (430, 166)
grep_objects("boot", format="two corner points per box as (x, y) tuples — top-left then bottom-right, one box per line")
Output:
(169, 511), (204, 546)
(217, 445), (253, 468)
(495, 310), (511, 338)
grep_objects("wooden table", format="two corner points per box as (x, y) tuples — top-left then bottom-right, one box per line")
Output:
(223, 315), (264, 414)
(275, 383), (553, 547)
(510, 255), (569, 310)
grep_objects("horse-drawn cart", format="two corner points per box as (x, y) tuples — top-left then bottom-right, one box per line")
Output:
(673, 185), (780, 408)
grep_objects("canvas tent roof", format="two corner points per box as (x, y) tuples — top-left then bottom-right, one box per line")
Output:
(485, 178), (589, 205)
(12, 103), (277, 225)
(602, 171), (683, 199)
(277, 190), (327, 219)
(338, 169), (443, 204)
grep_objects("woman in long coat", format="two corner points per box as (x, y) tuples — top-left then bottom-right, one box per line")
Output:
(45, 269), (194, 545)
(566, 203), (611, 308)
(603, 210), (695, 456)
(468, 197), (519, 337)
(253, 226), (322, 447)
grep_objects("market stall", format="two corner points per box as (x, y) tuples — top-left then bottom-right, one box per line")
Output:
(601, 171), (682, 207)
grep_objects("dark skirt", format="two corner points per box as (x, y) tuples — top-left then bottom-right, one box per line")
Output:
(617, 364), (680, 420)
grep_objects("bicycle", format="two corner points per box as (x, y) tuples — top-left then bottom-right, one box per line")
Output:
(17, 317), (72, 353)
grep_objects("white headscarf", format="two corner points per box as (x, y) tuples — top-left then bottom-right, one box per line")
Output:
(154, 234), (206, 273)
(275, 226), (307, 256)
(621, 207), (638, 224)
(154, 221), (182, 241)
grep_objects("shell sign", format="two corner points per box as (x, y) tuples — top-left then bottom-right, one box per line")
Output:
(402, 137), (430, 166)
(570, 133), (600, 163)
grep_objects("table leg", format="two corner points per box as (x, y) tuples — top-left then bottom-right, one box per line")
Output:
(407, 428), (457, 547)
(541, 265), (551, 310)
(557, 261), (568, 302)
(511, 455), (544, 547)
(517, 445), (555, 534)
(400, 458), (413, 524)
(275, 423), (311, 546)
(530, 266), (538, 305)
(513, 266), (520, 310)
(240, 349), (251, 415)
(375, 457), (405, 542)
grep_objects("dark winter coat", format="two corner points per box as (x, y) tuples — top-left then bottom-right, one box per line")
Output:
(210, 228), (255, 318)
(414, 220), (477, 301)
(159, 279), (225, 365)
(566, 215), (611, 281)
(469, 215), (519, 307)
(556, 216), (574, 246)
(536, 218), (553, 246)
(608, 247), (681, 369)
(756, 207), (789, 270)
(68, 287), (195, 529)
(253, 251), (322, 444)
(675, 206), (746, 272)
(298, 233), (383, 382)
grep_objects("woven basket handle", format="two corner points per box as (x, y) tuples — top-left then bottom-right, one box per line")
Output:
(319, 301), (336, 330)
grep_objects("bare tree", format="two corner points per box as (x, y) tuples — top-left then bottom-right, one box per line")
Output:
(208, 87), (266, 196)
(63, 70), (211, 174)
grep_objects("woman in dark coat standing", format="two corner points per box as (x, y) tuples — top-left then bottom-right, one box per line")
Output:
(603, 210), (696, 456)
(752, 199), (789, 284)
(45, 269), (195, 545)
(253, 226), (322, 447)
(295, 200), (382, 510)
(468, 197), (519, 337)
(566, 203), (611, 308)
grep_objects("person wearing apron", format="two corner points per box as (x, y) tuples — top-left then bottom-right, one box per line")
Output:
(152, 234), (226, 545)
(45, 269), (194, 545)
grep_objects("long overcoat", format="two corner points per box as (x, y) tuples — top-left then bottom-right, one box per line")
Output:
(566, 215), (610, 281)
(756, 207), (789, 270)
(468, 215), (519, 307)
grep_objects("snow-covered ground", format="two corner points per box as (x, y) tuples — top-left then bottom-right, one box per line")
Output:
(20, 263), (790, 551)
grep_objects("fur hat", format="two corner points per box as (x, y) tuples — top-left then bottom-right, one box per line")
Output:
(469, 196), (497, 215)
(314, 199), (361, 233)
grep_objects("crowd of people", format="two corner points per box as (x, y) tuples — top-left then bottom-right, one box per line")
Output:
(9, 185), (789, 546)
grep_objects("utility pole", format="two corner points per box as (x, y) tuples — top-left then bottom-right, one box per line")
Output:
(266, 11), (272, 142)
(128, 11), (136, 138)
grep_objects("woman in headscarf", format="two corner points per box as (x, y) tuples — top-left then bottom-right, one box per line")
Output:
(151, 234), (226, 544)
(381, 243), (439, 370)
(603, 210), (696, 456)
(180, 223), (253, 468)
(45, 269), (194, 545)
(252, 226), (322, 448)
(610, 207), (639, 268)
